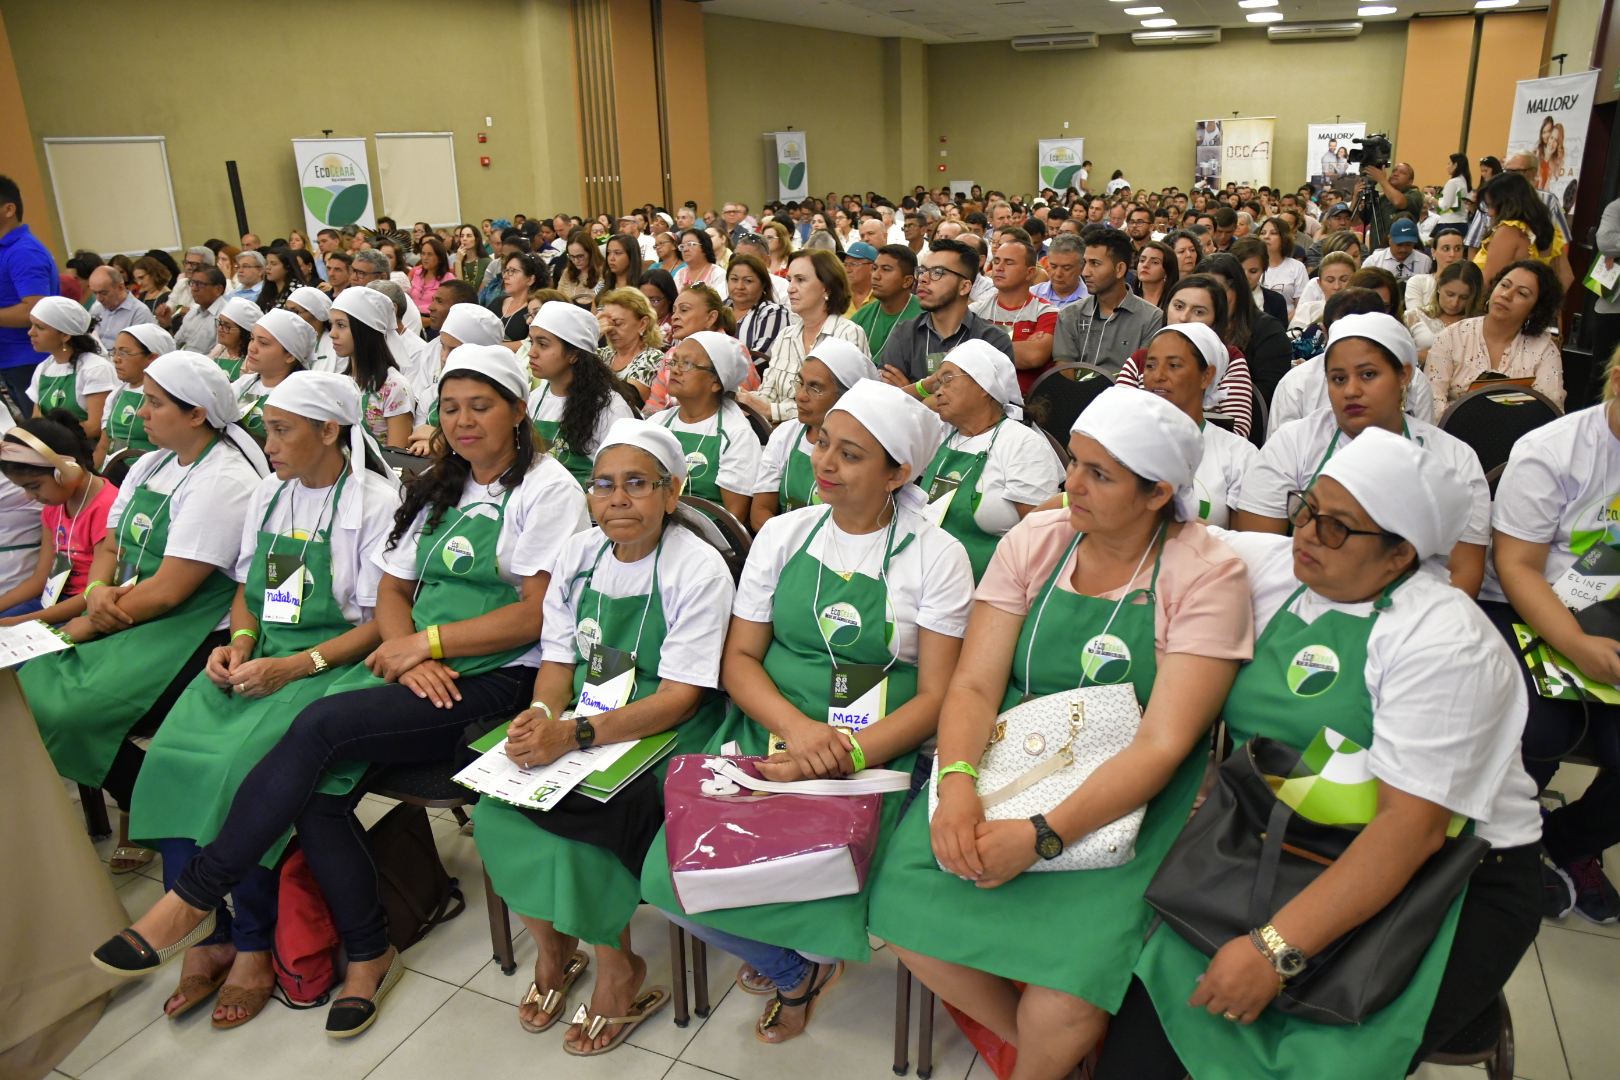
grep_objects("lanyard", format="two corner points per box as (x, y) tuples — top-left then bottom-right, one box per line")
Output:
(1075, 295), (1119, 369)
(1308, 418), (1411, 488)
(265, 472), (345, 566)
(571, 534), (664, 662)
(56, 476), (98, 566)
(128, 438), (219, 570)
(811, 504), (902, 674)
(413, 484), (514, 601)
(946, 417), (1005, 496)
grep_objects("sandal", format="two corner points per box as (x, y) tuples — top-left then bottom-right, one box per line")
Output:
(562, 986), (669, 1057)
(518, 950), (589, 1033)
(212, 983), (273, 1029)
(91, 911), (218, 977)
(164, 971), (225, 1020)
(736, 963), (775, 995)
(110, 845), (155, 874)
(756, 961), (843, 1044)
(325, 950), (404, 1039)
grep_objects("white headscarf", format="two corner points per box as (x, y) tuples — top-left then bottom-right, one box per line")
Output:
(1317, 425), (1471, 561)
(532, 300), (602, 353)
(688, 331), (748, 392)
(256, 309), (317, 365)
(286, 286), (332, 322)
(805, 339), (879, 391)
(144, 351), (269, 475)
(1326, 311), (1418, 371)
(32, 296), (93, 339)
(596, 417), (687, 482)
(219, 296), (264, 336)
(826, 379), (947, 515)
(1071, 385), (1202, 521)
(121, 323), (176, 357)
(264, 371), (402, 517)
(440, 303), (505, 348)
(440, 343), (530, 402)
(942, 338), (1023, 420)
(331, 286), (393, 335)
(1149, 322), (1229, 412)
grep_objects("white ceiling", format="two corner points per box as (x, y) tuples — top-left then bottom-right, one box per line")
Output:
(695, 0), (1535, 42)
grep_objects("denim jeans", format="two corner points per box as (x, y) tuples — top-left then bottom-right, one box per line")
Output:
(158, 837), (280, 953)
(173, 666), (537, 961)
(0, 362), (36, 416)
(662, 911), (818, 991)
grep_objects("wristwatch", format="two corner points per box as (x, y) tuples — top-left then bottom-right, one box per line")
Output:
(1030, 813), (1064, 860)
(1250, 924), (1307, 980)
(574, 716), (596, 750)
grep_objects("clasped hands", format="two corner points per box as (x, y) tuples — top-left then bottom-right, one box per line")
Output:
(929, 774), (1041, 888)
(504, 705), (577, 768)
(364, 630), (461, 708)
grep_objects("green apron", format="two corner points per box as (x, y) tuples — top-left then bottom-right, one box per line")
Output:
(779, 425), (822, 512)
(529, 384), (596, 488)
(24, 441), (239, 786)
(1307, 420), (1417, 489)
(643, 507), (920, 961)
(1136, 578), (1464, 1080)
(919, 420), (1006, 582)
(236, 375), (269, 441)
(105, 385), (155, 453)
(129, 474), (359, 861)
(36, 365), (84, 420)
(869, 528), (1195, 1010)
(658, 407), (731, 503)
(214, 353), (246, 381)
(476, 536), (725, 945)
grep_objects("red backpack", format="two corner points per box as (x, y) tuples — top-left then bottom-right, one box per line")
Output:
(272, 841), (340, 1007)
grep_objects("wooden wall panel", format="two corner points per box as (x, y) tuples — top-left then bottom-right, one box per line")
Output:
(1466, 11), (1551, 164)
(1396, 16), (1475, 185)
(609, 0), (662, 210)
(658, 0), (712, 213)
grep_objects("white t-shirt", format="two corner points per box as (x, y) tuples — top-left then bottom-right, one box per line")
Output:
(28, 353), (119, 415)
(390, 332), (439, 404)
(1436, 176), (1470, 223)
(734, 504), (975, 663)
(922, 415), (1065, 535)
(1239, 407), (1491, 557)
(0, 480), (39, 596)
(526, 381), (635, 460)
(1267, 353), (1437, 437)
(1195, 421), (1259, 528)
(234, 469), (400, 624)
(753, 418), (815, 497)
(311, 331), (343, 374)
(374, 456), (590, 668)
(1211, 529), (1541, 850)
(650, 400), (762, 497)
(1262, 259), (1310, 314)
(541, 524), (736, 688)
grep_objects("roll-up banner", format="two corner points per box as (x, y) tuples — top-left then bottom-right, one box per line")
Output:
(1037, 138), (1086, 193)
(293, 138), (375, 239)
(1306, 123), (1366, 187)
(1507, 70), (1601, 220)
(1219, 117), (1275, 189)
(774, 132), (808, 201)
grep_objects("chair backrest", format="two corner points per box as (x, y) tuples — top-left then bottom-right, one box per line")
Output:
(1437, 385), (1562, 477)
(678, 496), (751, 583)
(735, 398), (773, 445)
(1025, 363), (1113, 444)
(1247, 385), (1269, 450)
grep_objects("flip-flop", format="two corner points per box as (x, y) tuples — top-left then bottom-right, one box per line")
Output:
(212, 983), (273, 1029)
(519, 950), (589, 1033)
(736, 963), (775, 995)
(756, 961), (844, 1044)
(562, 986), (670, 1057)
(110, 845), (155, 874)
(92, 911), (219, 977)
(164, 971), (225, 1020)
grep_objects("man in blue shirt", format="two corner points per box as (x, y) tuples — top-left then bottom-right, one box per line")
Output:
(0, 175), (58, 412)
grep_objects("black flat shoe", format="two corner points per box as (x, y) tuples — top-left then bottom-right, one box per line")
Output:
(90, 911), (217, 977)
(325, 951), (404, 1038)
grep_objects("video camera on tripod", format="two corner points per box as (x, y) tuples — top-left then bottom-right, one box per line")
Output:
(1347, 133), (1392, 173)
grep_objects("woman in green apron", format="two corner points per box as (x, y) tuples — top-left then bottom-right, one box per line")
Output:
(25, 295), (118, 439)
(231, 309), (314, 442)
(649, 330), (761, 523)
(1104, 428), (1543, 1080)
(96, 324), (172, 479)
(285, 285), (339, 374)
(477, 418), (733, 1054)
(1232, 313), (1490, 596)
(25, 351), (268, 861)
(916, 339), (1063, 581)
(0, 415), (112, 626)
(643, 380), (975, 1044)
(868, 385), (1253, 1078)
(525, 300), (633, 488)
(748, 339), (878, 532)
(406, 302), (507, 453)
(210, 296), (262, 382)
(94, 345), (589, 1041)
(126, 371), (400, 1029)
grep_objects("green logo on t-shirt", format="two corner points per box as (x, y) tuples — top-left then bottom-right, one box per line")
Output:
(1287, 645), (1340, 697)
(1081, 633), (1131, 684)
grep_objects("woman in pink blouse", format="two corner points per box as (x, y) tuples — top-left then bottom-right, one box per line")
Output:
(406, 236), (455, 313)
(1425, 260), (1565, 420)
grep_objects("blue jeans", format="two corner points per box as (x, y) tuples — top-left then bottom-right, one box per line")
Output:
(663, 911), (842, 991)
(0, 362), (36, 415)
(158, 838), (280, 953)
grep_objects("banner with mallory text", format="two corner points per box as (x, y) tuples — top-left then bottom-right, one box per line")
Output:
(1507, 70), (1601, 220)
(1306, 123), (1366, 187)
(292, 138), (375, 241)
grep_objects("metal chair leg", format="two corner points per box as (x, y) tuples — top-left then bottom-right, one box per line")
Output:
(79, 784), (110, 839)
(893, 961), (913, 1076)
(692, 937), (711, 1017)
(670, 921), (691, 1027)
(917, 979), (935, 1079)
(483, 867), (515, 975)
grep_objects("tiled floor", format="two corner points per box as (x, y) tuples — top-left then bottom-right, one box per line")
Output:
(50, 765), (1620, 1080)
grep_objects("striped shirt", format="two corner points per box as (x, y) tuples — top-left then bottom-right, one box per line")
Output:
(735, 300), (791, 362)
(1114, 345), (1255, 439)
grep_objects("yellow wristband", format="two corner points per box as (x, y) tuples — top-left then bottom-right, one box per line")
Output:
(938, 760), (979, 782)
(847, 733), (867, 774)
(427, 624), (444, 660)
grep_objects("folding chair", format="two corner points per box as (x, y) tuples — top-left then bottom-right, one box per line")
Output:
(1025, 363), (1113, 446)
(1438, 385), (1562, 477)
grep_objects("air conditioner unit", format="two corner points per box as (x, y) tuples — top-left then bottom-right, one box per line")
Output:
(1011, 32), (1099, 51)
(1131, 26), (1221, 45)
(1267, 21), (1363, 40)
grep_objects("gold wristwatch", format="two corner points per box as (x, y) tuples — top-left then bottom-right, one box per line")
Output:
(1250, 923), (1306, 980)
(308, 649), (329, 675)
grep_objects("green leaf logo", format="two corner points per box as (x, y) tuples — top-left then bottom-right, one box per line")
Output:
(442, 535), (476, 575)
(576, 617), (601, 656)
(300, 152), (369, 226)
(684, 450), (709, 477)
(1287, 645), (1340, 697)
(1080, 633), (1131, 684)
(1053, 164), (1082, 190)
(130, 512), (152, 545)
(819, 601), (862, 647)
(327, 184), (370, 227)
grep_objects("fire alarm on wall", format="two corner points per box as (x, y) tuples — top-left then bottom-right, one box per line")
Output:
(480, 156), (491, 167)
(938, 164), (946, 171)
(477, 133), (487, 143)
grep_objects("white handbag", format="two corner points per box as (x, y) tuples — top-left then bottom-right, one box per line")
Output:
(927, 683), (1147, 871)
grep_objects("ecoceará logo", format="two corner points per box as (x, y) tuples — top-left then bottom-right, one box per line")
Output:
(577, 617), (602, 655)
(442, 535), (476, 575)
(1080, 633), (1131, 683)
(1287, 645), (1340, 697)
(685, 450), (709, 477)
(130, 512), (153, 545)
(819, 602), (861, 647)
(301, 152), (370, 227)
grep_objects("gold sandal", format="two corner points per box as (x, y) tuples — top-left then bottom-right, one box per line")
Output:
(110, 845), (155, 874)
(563, 986), (669, 1057)
(756, 961), (843, 1044)
(519, 950), (589, 1034)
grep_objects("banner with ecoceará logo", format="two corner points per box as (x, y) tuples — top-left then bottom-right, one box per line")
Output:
(293, 138), (376, 240)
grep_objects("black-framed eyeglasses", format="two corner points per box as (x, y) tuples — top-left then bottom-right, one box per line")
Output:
(917, 265), (969, 283)
(586, 475), (670, 498)
(1286, 490), (1399, 550)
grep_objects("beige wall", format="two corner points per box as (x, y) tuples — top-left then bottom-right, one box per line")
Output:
(2, 0), (579, 255)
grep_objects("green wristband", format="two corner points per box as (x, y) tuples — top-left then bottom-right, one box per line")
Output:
(938, 760), (979, 782)
(231, 628), (259, 642)
(914, 379), (932, 398)
(82, 580), (106, 598)
(847, 732), (867, 774)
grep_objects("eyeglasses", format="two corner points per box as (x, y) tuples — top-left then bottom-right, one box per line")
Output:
(569, 252), (591, 263)
(1286, 490), (1399, 550)
(586, 475), (669, 498)
(917, 265), (969, 283)
(670, 358), (716, 374)
(112, 347), (146, 360)
(935, 371), (971, 389)
(678, 241), (703, 250)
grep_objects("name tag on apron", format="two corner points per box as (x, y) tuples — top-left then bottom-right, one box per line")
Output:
(262, 553), (307, 624)
(924, 475), (961, 528)
(576, 644), (636, 716)
(41, 550), (71, 608)
(115, 548), (140, 588)
(1553, 543), (1620, 611)
(828, 662), (888, 732)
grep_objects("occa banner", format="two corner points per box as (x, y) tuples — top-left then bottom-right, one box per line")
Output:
(292, 137), (376, 239)
(1220, 117), (1274, 189)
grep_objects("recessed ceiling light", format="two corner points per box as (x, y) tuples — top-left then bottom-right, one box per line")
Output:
(1474, 0), (1516, 7)
(1358, 4), (1396, 11)
(1246, 11), (1284, 20)
(1238, 0), (1279, 7)
(1141, 17), (1177, 26)
(1124, 6), (1163, 13)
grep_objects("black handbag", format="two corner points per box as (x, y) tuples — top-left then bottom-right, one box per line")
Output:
(1144, 738), (1488, 1025)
